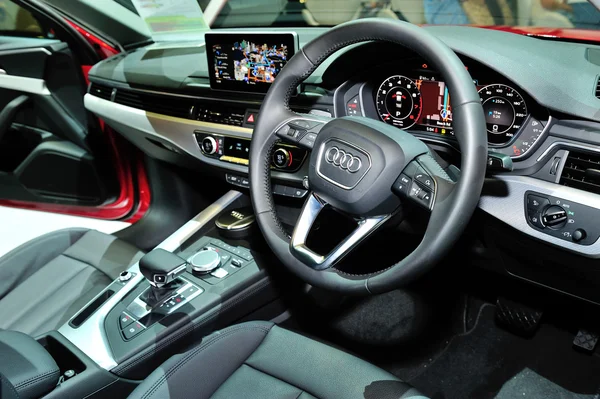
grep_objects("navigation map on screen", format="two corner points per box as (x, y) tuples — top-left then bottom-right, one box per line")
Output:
(206, 33), (296, 93)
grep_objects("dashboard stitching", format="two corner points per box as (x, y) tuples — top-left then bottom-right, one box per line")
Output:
(334, 263), (396, 278)
(420, 154), (453, 182)
(284, 67), (317, 110)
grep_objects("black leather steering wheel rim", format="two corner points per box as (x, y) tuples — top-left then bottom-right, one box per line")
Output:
(249, 19), (487, 295)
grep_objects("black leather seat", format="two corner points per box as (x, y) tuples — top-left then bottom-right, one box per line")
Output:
(0, 228), (143, 336)
(128, 321), (428, 399)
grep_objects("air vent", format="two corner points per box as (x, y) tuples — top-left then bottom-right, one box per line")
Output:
(114, 89), (194, 119)
(90, 85), (249, 126)
(89, 83), (112, 101)
(195, 105), (245, 126)
(559, 150), (600, 195)
(596, 77), (600, 99)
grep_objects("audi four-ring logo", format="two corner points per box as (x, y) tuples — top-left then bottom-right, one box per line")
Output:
(324, 146), (362, 173)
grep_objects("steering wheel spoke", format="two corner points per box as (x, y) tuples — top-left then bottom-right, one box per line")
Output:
(274, 113), (331, 150)
(392, 155), (457, 211)
(290, 193), (391, 270)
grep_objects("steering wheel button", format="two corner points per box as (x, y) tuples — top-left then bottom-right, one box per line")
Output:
(414, 173), (433, 189)
(392, 174), (411, 196)
(277, 125), (290, 136)
(409, 182), (422, 198)
(273, 185), (287, 196)
(293, 120), (311, 129)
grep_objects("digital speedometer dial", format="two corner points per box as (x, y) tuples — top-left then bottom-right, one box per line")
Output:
(376, 75), (422, 129)
(478, 84), (528, 145)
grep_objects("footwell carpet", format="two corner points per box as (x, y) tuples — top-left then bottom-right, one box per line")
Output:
(408, 305), (600, 399)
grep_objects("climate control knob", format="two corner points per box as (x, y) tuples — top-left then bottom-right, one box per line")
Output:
(541, 205), (568, 229)
(189, 248), (220, 274)
(201, 136), (218, 155)
(273, 148), (291, 169)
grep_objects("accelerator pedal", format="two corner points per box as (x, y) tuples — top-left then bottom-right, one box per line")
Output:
(495, 297), (543, 337)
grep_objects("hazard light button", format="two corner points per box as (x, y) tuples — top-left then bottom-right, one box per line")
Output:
(244, 110), (259, 127)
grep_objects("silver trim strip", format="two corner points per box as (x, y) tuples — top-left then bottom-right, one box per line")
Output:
(478, 175), (600, 256)
(290, 193), (390, 269)
(84, 94), (253, 172)
(58, 190), (242, 370)
(537, 140), (600, 163)
(0, 47), (51, 56)
(0, 74), (50, 95)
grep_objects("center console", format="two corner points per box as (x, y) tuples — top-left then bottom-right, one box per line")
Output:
(13, 190), (282, 397)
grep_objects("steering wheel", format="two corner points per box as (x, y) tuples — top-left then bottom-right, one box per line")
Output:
(249, 19), (487, 295)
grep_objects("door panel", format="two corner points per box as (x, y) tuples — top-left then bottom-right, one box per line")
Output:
(0, 39), (119, 206)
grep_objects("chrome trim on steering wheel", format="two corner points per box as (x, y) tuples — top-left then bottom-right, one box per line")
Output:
(290, 193), (391, 270)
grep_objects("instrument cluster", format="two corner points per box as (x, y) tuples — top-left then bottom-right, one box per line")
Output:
(342, 60), (549, 159)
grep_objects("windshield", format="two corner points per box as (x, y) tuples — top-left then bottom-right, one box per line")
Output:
(206, 0), (600, 30)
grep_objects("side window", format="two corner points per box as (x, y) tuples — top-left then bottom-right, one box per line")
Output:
(0, 0), (45, 37)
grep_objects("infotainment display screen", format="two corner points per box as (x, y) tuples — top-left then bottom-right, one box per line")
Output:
(205, 32), (297, 94)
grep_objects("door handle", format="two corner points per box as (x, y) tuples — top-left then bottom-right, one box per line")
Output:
(0, 95), (29, 144)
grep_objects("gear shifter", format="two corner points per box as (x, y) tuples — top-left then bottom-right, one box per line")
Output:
(138, 249), (187, 307)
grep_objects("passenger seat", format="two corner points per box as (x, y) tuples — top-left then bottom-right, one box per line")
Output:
(0, 228), (143, 336)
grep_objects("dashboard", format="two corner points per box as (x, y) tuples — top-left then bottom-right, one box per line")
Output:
(336, 58), (549, 159)
(83, 26), (600, 306)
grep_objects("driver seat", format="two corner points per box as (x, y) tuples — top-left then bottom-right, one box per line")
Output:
(128, 321), (428, 399)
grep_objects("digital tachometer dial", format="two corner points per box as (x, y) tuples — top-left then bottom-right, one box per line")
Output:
(478, 84), (528, 145)
(376, 75), (422, 129)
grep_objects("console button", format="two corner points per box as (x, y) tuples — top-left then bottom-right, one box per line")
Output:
(527, 211), (545, 228)
(122, 322), (145, 340)
(573, 229), (587, 243)
(119, 312), (135, 329)
(231, 258), (243, 267)
(527, 194), (549, 212)
(211, 268), (229, 278)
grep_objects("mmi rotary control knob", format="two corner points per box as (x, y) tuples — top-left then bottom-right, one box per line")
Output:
(189, 248), (221, 274)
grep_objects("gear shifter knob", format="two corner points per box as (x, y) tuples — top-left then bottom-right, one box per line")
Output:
(139, 249), (187, 288)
